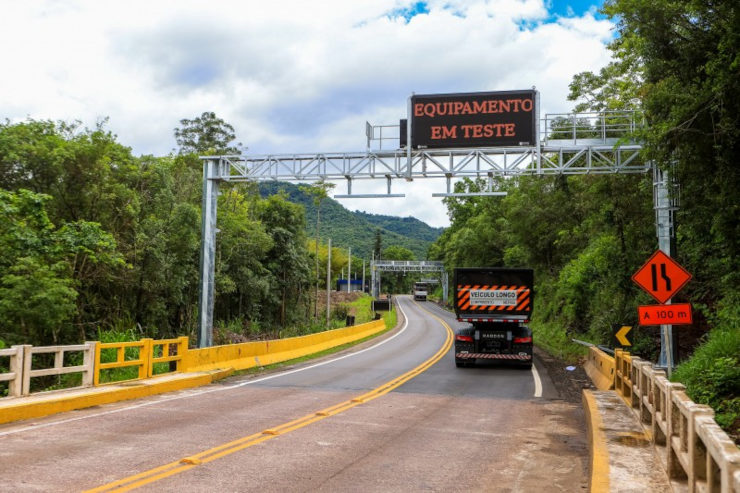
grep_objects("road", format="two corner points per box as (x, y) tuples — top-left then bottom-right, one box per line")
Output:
(0, 296), (589, 492)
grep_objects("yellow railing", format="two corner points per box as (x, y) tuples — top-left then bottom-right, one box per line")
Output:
(150, 337), (189, 376)
(614, 349), (632, 402)
(94, 337), (188, 385)
(94, 339), (151, 385)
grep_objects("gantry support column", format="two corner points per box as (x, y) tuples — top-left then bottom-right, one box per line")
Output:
(654, 163), (678, 373)
(197, 159), (220, 348)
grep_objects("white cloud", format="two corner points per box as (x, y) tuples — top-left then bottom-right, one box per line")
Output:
(0, 0), (613, 227)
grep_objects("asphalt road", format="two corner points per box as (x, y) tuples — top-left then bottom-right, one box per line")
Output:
(0, 296), (588, 492)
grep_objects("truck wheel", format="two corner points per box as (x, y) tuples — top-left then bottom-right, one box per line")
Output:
(455, 358), (466, 368)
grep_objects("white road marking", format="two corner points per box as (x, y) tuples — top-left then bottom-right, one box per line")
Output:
(532, 361), (543, 398)
(417, 300), (543, 398)
(0, 300), (411, 437)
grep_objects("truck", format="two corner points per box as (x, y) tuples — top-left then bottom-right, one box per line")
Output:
(413, 282), (428, 301)
(453, 267), (534, 368)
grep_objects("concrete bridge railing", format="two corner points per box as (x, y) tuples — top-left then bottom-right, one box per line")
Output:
(586, 346), (740, 492)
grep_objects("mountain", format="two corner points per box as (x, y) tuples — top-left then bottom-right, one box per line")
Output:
(257, 182), (444, 260)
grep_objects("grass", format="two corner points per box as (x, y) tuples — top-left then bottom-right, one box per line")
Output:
(232, 295), (398, 376)
(530, 318), (588, 361)
(671, 324), (740, 440)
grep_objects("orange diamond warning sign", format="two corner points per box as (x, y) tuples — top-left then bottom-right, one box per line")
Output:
(632, 250), (692, 304)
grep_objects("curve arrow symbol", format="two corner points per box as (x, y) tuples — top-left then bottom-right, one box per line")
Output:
(616, 325), (632, 346)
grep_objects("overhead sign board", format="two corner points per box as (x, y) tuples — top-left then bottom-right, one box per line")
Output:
(632, 250), (692, 304)
(410, 90), (537, 149)
(638, 304), (693, 326)
(371, 299), (391, 312)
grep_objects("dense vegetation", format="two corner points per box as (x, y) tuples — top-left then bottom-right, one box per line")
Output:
(258, 181), (442, 259)
(430, 0), (739, 436)
(0, 118), (400, 353)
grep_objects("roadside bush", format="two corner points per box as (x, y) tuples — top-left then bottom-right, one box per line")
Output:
(672, 324), (740, 439)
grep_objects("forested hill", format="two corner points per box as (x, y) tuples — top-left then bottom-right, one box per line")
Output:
(258, 182), (443, 259)
(353, 211), (444, 244)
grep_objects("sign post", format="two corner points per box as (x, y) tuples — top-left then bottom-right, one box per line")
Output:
(632, 249), (692, 375)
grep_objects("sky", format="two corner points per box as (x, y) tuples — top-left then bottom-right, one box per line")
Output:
(0, 0), (612, 228)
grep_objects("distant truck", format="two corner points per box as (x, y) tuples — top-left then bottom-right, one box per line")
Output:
(413, 282), (428, 301)
(453, 268), (534, 368)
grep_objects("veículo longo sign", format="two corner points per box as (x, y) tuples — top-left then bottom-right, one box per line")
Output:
(410, 90), (537, 149)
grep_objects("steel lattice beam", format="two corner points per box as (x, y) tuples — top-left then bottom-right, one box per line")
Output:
(207, 142), (647, 184)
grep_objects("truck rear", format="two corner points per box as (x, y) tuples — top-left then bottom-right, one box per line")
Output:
(453, 267), (534, 368)
(413, 282), (428, 301)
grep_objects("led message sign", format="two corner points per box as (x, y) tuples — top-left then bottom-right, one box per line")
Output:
(409, 90), (537, 149)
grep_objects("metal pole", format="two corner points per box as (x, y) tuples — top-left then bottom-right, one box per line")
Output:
(362, 259), (365, 293)
(654, 163), (677, 375)
(326, 238), (331, 326)
(406, 95), (413, 180)
(197, 159), (219, 348)
(442, 270), (448, 304)
(347, 247), (351, 293)
(371, 255), (377, 298)
(535, 89), (541, 174)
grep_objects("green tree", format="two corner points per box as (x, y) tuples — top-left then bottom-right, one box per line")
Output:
(0, 258), (77, 345)
(382, 245), (415, 294)
(569, 0), (740, 312)
(373, 229), (383, 260)
(173, 112), (241, 155)
(299, 180), (336, 318)
(257, 193), (311, 326)
(0, 189), (124, 345)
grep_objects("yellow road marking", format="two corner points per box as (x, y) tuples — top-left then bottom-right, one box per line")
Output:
(583, 390), (610, 493)
(86, 300), (453, 492)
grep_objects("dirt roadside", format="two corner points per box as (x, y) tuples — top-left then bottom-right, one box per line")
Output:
(534, 345), (594, 403)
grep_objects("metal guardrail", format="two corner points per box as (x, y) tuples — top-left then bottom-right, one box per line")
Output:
(594, 347), (740, 492)
(541, 110), (643, 145)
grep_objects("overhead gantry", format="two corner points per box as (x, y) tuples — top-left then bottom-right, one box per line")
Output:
(197, 92), (676, 363)
(371, 260), (447, 302)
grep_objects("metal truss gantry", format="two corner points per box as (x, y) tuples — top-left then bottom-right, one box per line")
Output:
(197, 110), (655, 348)
(370, 261), (448, 303)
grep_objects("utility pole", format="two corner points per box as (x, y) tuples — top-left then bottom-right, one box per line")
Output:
(362, 259), (365, 293)
(326, 238), (331, 326)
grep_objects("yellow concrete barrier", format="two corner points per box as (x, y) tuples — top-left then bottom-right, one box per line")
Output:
(583, 346), (615, 390)
(183, 319), (386, 373)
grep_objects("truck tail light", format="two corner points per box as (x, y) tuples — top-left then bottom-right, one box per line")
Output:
(456, 335), (474, 342)
(513, 337), (532, 344)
